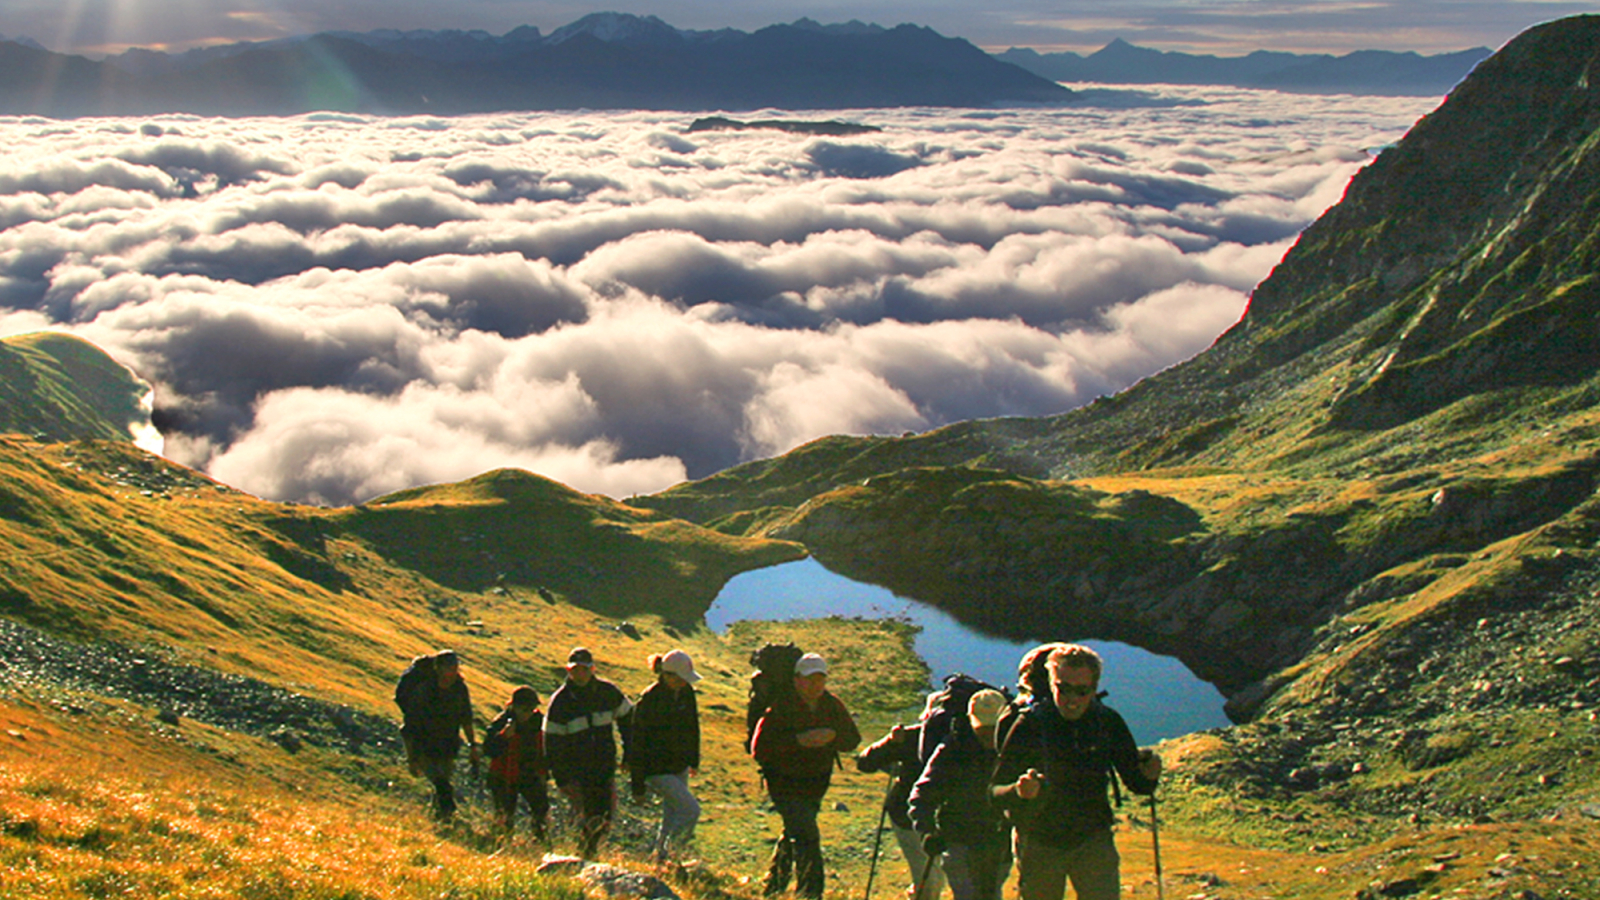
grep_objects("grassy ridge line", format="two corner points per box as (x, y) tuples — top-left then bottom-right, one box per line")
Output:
(0, 332), (152, 445)
(0, 435), (803, 718)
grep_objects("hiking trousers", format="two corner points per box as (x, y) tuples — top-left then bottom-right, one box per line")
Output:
(417, 751), (458, 821)
(644, 771), (700, 859)
(892, 822), (946, 900)
(766, 795), (825, 898)
(491, 778), (549, 839)
(941, 839), (1010, 900)
(1015, 829), (1120, 900)
(559, 778), (615, 858)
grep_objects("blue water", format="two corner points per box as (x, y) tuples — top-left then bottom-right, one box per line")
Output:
(707, 558), (1229, 745)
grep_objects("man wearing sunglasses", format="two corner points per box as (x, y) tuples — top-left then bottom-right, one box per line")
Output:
(991, 644), (1161, 900)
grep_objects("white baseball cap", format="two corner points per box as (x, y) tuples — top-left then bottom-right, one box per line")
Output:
(660, 648), (701, 683)
(794, 652), (828, 677)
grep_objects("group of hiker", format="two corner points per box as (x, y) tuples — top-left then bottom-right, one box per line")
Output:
(394, 640), (1161, 900)
(395, 644), (704, 863)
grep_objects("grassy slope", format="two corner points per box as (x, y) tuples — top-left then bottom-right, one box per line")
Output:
(625, 19), (1600, 895)
(0, 434), (803, 716)
(0, 332), (151, 444)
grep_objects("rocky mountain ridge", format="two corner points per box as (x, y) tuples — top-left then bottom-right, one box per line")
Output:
(0, 14), (1070, 116)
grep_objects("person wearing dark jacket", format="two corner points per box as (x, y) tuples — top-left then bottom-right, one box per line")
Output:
(909, 690), (1011, 900)
(544, 647), (634, 857)
(751, 652), (861, 899)
(484, 685), (549, 841)
(991, 645), (1161, 900)
(857, 699), (946, 900)
(624, 648), (703, 863)
(395, 649), (478, 822)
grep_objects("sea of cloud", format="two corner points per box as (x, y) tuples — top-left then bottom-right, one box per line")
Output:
(0, 86), (1438, 505)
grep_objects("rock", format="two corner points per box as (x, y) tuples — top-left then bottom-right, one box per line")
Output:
(270, 728), (303, 753)
(573, 862), (679, 899)
(157, 707), (181, 725)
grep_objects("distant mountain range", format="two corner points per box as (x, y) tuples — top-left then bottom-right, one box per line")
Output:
(998, 38), (1492, 95)
(0, 14), (1071, 117)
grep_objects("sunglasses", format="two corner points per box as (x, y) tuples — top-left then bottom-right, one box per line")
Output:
(1055, 683), (1096, 698)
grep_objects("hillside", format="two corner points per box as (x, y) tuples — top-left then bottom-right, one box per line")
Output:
(0, 332), (155, 446)
(6, 14), (1600, 900)
(635, 14), (1600, 863)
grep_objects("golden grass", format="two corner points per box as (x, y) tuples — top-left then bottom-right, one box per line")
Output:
(0, 698), (588, 900)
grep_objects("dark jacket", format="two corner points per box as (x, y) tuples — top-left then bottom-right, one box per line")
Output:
(856, 723), (924, 829)
(544, 676), (633, 786)
(484, 709), (547, 786)
(752, 690), (861, 800)
(908, 727), (1007, 847)
(991, 699), (1155, 850)
(624, 680), (700, 777)
(396, 659), (473, 757)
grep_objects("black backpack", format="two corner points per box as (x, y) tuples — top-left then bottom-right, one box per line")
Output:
(394, 655), (435, 717)
(918, 672), (1008, 764)
(745, 642), (805, 753)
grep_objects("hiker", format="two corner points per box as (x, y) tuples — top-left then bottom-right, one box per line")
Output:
(857, 693), (947, 900)
(991, 644), (1162, 900)
(751, 652), (862, 899)
(394, 649), (478, 822)
(624, 648), (703, 864)
(1015, 642), (1068, 702)
(545, 647), (634, 857)
(908, 689), (1012, 900)
(484, 685), (550, 841)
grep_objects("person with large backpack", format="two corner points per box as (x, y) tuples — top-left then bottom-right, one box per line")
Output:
(545, 647), (634, 857)
(623, 648), (703, 864)
(990, 644), (1161, 900)
(394, 649), (478, 823)
(908, 689), (1012, 900)
(750, 652), (861, 899)
(484, 685), (550, 841)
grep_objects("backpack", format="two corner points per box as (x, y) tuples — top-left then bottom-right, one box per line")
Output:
(745, 642), (805, 753)
(918, 672), (1008, 765)
(394, 655), (435, 717)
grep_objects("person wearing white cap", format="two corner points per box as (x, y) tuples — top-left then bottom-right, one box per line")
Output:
(751, 651), (861, 899)
(624, 648), (703, 863)
(909, 689), (1013, 900)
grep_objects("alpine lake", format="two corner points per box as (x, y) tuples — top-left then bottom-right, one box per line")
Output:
(707, 558), (1229, 746)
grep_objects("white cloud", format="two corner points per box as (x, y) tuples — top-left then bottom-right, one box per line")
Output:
(0, 88), (1436, 503)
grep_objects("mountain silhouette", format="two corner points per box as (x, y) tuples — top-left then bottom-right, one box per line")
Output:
(997, 38), (1491, 95)
(0, 15), (1072, 116)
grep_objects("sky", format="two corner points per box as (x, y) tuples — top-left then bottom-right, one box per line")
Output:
(3, 0), (1599, 57)
(0, 87), (1437, 506)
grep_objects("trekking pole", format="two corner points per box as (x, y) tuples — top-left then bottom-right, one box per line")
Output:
(913, 844), (940, 900)
(862, 773), (892, 900)
(1149, 790), (1164, 900)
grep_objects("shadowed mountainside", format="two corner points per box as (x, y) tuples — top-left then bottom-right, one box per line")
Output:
(639, 14), (1600, 724)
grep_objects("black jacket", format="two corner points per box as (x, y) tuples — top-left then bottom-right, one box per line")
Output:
(908, 726), (1007, 847)
(544, 676), (633, 786)
(624, 680), (700, 777)
(856, 723), (923, 829)
(396, 660), (472, 757)
(990, 699), (1154, 849)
